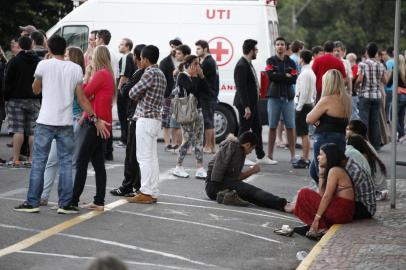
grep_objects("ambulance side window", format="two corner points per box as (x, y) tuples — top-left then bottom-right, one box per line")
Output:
(268, 21), (275, 55)
(62, 25), (89, 51)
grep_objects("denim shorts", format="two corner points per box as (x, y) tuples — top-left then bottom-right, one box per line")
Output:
(267, 98), (295, 128)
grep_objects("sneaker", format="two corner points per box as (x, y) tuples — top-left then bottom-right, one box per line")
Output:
(40, 199), (48, 206)
(172, 145), (180, 154)
(114, 141), (126, 148)
(57, 205), (80, 214)
(222, 190), (250, 207)
(244, 158), (256, 166)
(376, 190), (389, 201)
(110, 187), (133, 197)
(127, 193), (156, 204)
(80, 202), (104, 211)
(195, 168), (207, 179)
(164, 145), (173, 152)
(173, 166), (189, 178)
(14, 202), (39, 213)
(216, 189), (230, 203)
(292, 158), (310, 169)
(256, 156), (278, 165)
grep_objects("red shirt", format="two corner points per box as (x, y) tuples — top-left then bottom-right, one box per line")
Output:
(83, 69), (115, 124)
(352, 64), (358, 79)
(312, 54), (346, 98)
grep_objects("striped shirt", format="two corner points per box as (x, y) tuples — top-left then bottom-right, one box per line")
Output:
(346, 157), (376, 216)
(358, 58), (385, 99)
(129, 64), (166, 120)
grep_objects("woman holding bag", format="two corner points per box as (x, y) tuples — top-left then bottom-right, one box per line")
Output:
(172, 55), (208, 179)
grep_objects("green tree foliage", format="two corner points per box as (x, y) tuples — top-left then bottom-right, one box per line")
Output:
(277, 0), (406, 55)
(0, 0), (72, 51)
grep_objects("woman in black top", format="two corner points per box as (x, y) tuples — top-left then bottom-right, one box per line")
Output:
(172, 55), (208, 179)
(306, 69), (352, 183)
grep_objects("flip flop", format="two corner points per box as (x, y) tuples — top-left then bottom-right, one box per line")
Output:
(273, 227), (294, 237)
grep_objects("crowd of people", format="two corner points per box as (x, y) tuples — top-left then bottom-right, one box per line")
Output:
(0, 24), (400, 239)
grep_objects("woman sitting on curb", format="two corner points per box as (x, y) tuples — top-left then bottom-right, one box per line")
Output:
(285, 143), (355, 240)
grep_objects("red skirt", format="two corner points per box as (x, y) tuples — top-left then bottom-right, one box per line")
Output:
(294, 188), (355, 229)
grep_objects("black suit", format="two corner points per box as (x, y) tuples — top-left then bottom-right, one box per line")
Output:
(233, 57), (265, 159)
(159, 54), (176, 98)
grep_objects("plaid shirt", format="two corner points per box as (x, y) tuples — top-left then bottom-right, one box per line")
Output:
(346, 157), (376, 216)
(358, 58), (385, 99)
(129, 64), (166, 120)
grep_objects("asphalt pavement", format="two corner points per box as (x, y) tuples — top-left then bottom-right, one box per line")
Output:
(0, 128), (404, 270)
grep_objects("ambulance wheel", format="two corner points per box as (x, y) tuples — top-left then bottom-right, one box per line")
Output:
(214, 105), (237, 143)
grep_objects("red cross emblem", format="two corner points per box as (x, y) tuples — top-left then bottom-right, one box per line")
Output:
(208, 37), (234, 67)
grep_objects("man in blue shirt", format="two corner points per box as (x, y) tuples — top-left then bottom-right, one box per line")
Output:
(383, 47), (394, 121)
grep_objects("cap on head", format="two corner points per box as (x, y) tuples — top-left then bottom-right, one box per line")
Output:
(19, 25), (37, 35)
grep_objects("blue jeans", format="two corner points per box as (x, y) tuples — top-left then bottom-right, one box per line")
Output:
(397, 94), (406, 138)
(267, 98), (295, 128)
(27, 124), (74, 207)
(41, 118), (84, 200)
(310, 132), (346, 182)
(358, 97), (382, 149)
(351, 96), (360, 120)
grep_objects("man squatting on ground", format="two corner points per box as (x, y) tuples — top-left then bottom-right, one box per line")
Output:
(205, 131), (288, 211)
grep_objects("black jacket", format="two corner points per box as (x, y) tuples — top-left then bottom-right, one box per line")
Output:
(121, 68), (145, 118)
(177, 72), (209, 109)
(159, 54), (176, 98)
(200, 55), (219, 100)
(233, 57), (258, 109)
(4, 50), (41, 100)
(266, 55), (297, 100)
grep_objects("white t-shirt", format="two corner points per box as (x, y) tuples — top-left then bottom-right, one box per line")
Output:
(34, 58), (83, 126)
(108, 47), (119, 79)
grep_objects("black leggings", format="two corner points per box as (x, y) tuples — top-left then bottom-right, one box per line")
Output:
(71, 122), (106, 206)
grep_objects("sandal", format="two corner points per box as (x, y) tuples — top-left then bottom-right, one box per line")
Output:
(273, 226), (294, 237)
(305, 230), (324, 241)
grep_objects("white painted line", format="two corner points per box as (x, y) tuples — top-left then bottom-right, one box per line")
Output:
(17, 251), (200, 270)
(114, 209), (282, 244)
(0, 188), (27, 197)
(158, 202), (300, 222)
(0, 224), (216, 268)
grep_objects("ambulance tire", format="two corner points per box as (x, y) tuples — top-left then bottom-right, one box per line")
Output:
(214, 105), (237, 143)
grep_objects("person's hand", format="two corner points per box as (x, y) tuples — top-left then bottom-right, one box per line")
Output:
(78, 114), (86, 126)
(94, 119), (111, 139)
(244, 106), (251, 119)
(319, 165), (326, 178)
(286, 73), (292, 78)
(250, 164), (261, 174)
(173, 68), (179, 77)
(197, 65), (204, 78)
(310, 218), (319, 233)
(189, 65), (198, 77)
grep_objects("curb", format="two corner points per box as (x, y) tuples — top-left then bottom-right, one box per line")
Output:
(296, 224), (342, 270)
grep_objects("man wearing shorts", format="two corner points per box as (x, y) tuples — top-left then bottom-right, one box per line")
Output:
(196, 40), (219, 153)
(4, 36), (40, 166)
(265, 37), (297, 164)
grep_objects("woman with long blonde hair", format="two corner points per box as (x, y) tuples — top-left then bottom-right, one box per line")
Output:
(70, 45), (115, 211)
(306, 69), (352, 183)
(388, 55), (406, 142)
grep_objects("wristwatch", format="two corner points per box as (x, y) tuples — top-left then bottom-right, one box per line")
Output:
(89, 114), (98, 123)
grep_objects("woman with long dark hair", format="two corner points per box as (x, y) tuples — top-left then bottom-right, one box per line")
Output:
(172, 55), (208, 179)
(347, 134), (388, 200)
(286, 143), (355, 239)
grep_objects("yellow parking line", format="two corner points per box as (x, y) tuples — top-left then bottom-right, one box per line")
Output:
(296, 224), (342, 270)
(0, 199), (127, 258)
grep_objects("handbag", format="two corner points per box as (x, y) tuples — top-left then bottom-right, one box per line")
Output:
(398, 86), (406, 95)
(171, 73), (198, 124)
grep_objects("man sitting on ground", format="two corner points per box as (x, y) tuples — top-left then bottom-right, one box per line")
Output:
(205, 131), (288, 211)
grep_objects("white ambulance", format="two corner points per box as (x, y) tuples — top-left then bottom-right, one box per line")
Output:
(47, 0), (279, 142)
